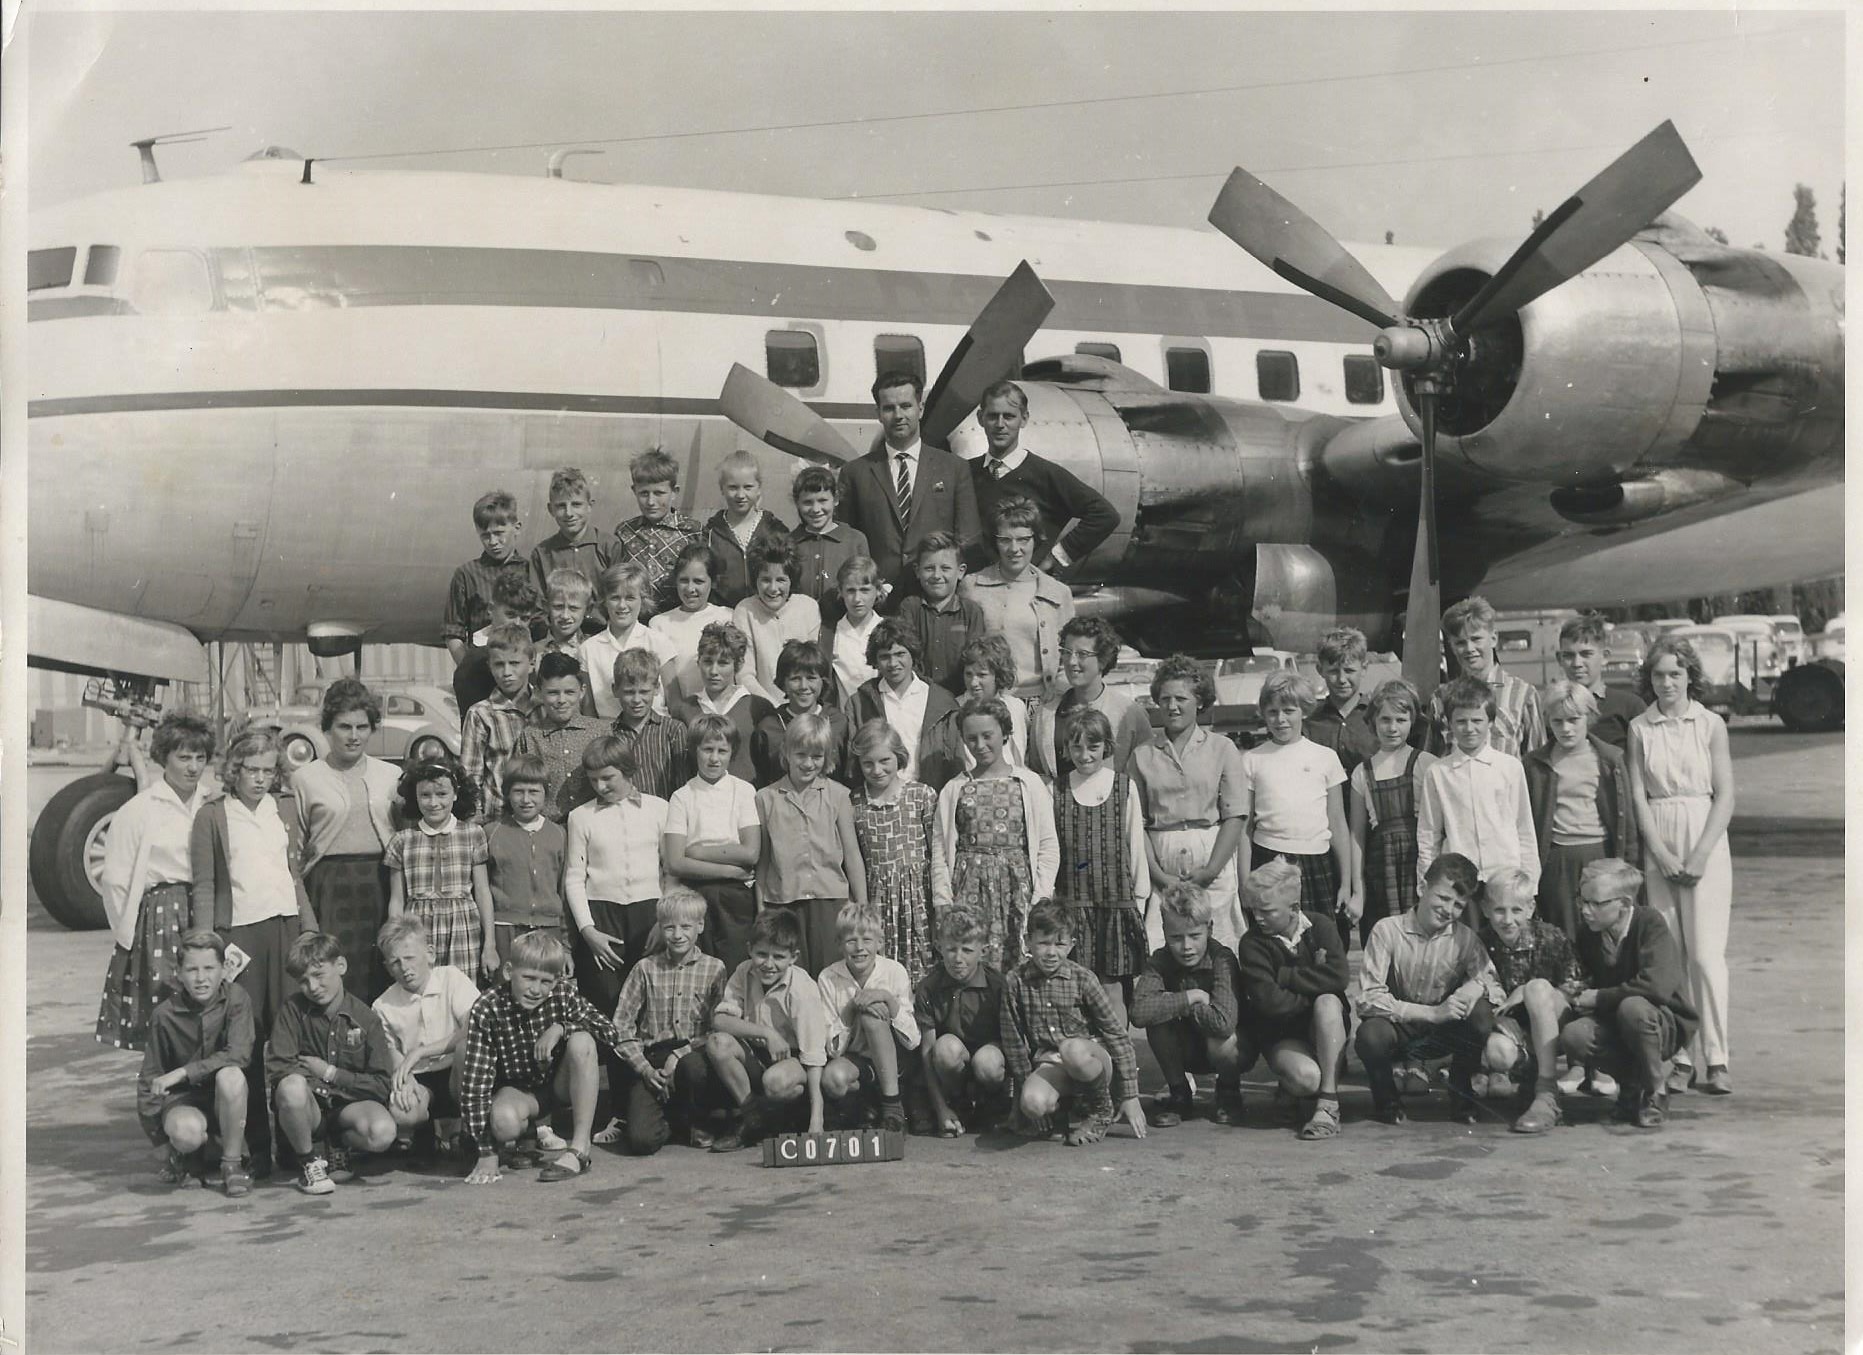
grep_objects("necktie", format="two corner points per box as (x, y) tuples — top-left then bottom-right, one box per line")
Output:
(990, 457), (1008, 480)
(895, 453), (912, 521)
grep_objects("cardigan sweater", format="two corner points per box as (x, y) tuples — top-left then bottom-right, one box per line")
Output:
(1233, 912), (1350, 1026)
(968, 450), (1121, 575)
(930, 765), (1060, 909)
(291, 755), (402, 871)
(189, 792), (316, 935)
(1522, 736), (1640, 865)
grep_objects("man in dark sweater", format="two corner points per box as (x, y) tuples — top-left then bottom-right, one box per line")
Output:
(1129, 881), (1247, 1128)
(1234, 857), (1352, 1140)
(1558, 858), (1698, 1129)
(967, 381), (1120, 577)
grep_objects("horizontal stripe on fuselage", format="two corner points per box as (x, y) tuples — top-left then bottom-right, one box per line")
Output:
(27, 245), (1380, 345)
(26, 389), (864, 421)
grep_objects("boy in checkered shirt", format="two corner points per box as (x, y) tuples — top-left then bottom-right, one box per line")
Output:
(1474, 869), (1585, 1135)
(1002, 900), (1146, 1147)
(459, 930), (624, 1185)
(459, 621), (537, 823)
(610, 890), (728, 1154)
(611, 448), (705, 619)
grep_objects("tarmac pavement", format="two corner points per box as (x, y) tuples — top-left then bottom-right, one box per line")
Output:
(22, 727), (1845, 1354)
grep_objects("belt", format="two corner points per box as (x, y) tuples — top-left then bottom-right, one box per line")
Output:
(1149, 820), (1216, 833)
(1649, 793), (1711, 803)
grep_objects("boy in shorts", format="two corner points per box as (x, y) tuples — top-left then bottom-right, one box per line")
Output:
(459, 929), (624, 1184)
(910, 904), (1009, 1136)
(137, 929), (256, 1196)
(1232, 859), (1351, 1140)
(705, 909), (830, 1151)
(1003, 900), (1146, 1147)
(1473, 869), (1584, 1134)
(819, 901), (920, 1132)
(267, 932), (398, 1195)
(373, 915), (480, 1155)
(445, 489), (533, 667)
(1130, 880), (1247, 1129)
(611, 447), (705, 619)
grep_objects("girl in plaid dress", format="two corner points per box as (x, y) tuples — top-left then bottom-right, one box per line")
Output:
(1348, 679), (1436, 1093)
(848, 719), (938, 982)
(385, 759), (497, 981)
(1052, 710), (1151, 1030)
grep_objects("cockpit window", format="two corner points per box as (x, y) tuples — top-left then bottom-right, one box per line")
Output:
(84, 246), (121, 287)
(28, 247), (77, 291)
(128, 249), (214, 315)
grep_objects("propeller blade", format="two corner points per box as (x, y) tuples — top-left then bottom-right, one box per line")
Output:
(1401, 392), (1443, 700)
(1208, 168), (1402, 331)
(921, 261), (1055, 447)
(719, 363), (859, 463)
(1451, 121), (1701, 336)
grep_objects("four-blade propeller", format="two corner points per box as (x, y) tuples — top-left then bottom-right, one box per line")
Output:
(1208, 120), (1700, 696)
(719, 260), (1055, 466)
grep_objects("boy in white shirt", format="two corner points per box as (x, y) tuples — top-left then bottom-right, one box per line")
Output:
(825, 555), (884, 705)
(373, 915), (480, 1154)
(819, 901), (920, 1133)
(581, 561), (679, 720)
(1417, 676), (1539, 918)
(661, 713), (763, 975)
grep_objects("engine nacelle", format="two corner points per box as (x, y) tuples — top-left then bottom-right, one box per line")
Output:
(965, 364), (1404, 652)
(1392, 229), (1845, 487)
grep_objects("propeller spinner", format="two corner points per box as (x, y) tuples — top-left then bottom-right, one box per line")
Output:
(1208, 121), (1700, 697)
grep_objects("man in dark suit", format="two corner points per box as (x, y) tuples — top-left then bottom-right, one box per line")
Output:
(967, 380), (1120, 576)
(837, 370), (983, 603)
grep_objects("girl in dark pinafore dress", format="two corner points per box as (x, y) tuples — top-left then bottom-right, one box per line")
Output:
(1348, 678), (1438, 1093)
(1052, 710), (1152, 1031)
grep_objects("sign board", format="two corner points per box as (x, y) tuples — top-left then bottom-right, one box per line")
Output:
(761, 1128), (904, 1168)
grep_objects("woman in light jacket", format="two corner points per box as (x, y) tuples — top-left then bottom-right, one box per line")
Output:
(291, 678), (401, 1000)
(960, 495), (1074, 703)
(95, 713), (217, 1051)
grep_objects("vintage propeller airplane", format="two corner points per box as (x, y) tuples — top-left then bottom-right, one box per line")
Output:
(25, 122), (1844, 928)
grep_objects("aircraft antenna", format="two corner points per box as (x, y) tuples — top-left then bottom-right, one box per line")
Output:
(547, 148), (604, 179)
(128, 126), (231, 184)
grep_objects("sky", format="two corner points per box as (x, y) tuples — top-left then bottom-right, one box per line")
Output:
(23, 8), (1847, 256)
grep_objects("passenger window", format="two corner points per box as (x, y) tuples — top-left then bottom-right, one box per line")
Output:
(129, 249), (214, 315)
(766, 330), (821, 389)
(874, 334), (926, 389)
(1165, 346), (1211, 393)
(28, 247), (77, 291)
(84, 245), (121, 287)
(1257, 350), (1300, 402)
(1497, 630), (1534, 653)
(1344, 354), (1384, 405)
(1075, 341), (1122, 362)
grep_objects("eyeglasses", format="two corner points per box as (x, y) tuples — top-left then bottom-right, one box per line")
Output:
(1576, 895), (1632, 911)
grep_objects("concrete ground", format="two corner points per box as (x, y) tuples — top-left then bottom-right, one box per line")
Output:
(23, 727), (1845, 1354)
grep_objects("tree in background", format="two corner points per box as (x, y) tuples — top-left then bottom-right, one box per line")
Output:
(1785, 184), (1822, 258)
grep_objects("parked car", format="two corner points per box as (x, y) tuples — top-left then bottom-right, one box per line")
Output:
(1213, 650), (1300, 708)
(1766, 613), (1810, 666)
(239, 680), (462, 772)
(1708, 616), (1785, 682)
(1814, 615), (1845, 662)
(1669, 625), (1742, 712)
(1103, 647), (1165, 711)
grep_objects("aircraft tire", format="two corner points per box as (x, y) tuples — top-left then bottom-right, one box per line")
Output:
(1772, 660), (1844, 733)
(28, 772), (136, 932)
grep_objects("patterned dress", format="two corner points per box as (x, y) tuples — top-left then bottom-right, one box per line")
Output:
(384, 819), (491, 974)
(950, 777), (1035, 971)
(851, 781), (939, 983)
(96, 883), (192, 1051)
(1054, 773), (1149, 979)
(1363, 748), (1424, 943)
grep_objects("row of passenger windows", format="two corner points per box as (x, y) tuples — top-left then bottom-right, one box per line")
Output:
(766, 331), (1386, 405)
(30, 243), (1388, 406)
